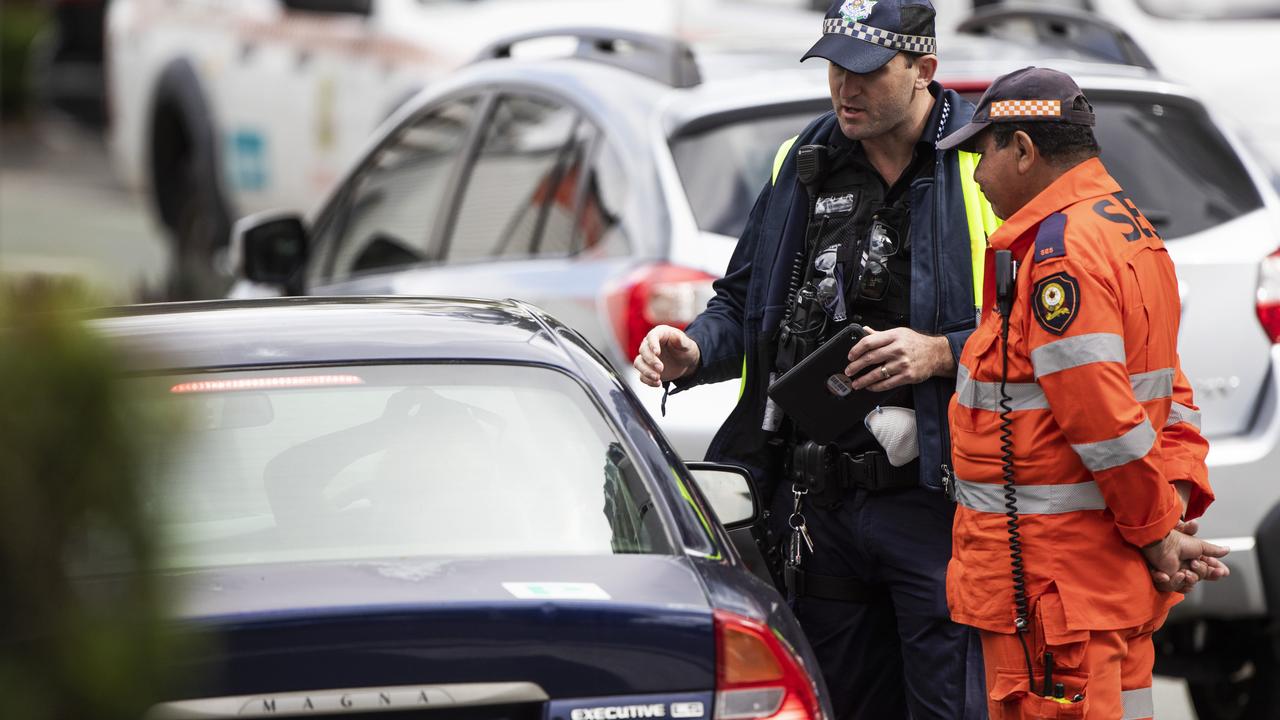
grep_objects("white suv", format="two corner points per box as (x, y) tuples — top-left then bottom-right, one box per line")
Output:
(104, 0), (819, 298)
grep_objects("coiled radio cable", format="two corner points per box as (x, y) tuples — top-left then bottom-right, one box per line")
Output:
(994, 249), (1036, 693)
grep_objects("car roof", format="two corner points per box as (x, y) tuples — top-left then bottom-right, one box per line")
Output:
(665, 34), (1182, 132)
(91, 297), (587, 372)
(427, 31), (1195, 138)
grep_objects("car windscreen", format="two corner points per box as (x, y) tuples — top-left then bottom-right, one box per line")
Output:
(670, 104), (826, 238)
(131, 364), (671, 570)
(1086, 91), (1264, 239)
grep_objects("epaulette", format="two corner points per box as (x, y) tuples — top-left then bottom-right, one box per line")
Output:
(1033, 213), (1068, 263)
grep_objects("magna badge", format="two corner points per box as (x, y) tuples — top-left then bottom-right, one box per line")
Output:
(1033, 271), (1079, 335)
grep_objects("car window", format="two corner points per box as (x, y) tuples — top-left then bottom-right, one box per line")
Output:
(577, 138), (630, 258)
(446, 95), (583, 262)
(124, 364), (671, 571)
(1088, 92), (1263, 239)
(670, 109), (822, 238)
(488, 120), (601, 259)
(317, 98), (477, 282)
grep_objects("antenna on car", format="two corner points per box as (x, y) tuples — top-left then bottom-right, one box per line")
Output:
(957, 4), (1157, 72)
(474, 27), (702, 89)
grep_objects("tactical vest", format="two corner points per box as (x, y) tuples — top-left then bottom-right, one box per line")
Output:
(753, 136), (1000, 401)
(804, 157), (914, 339)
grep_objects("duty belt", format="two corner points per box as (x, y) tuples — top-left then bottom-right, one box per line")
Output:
(788, 441), (917, 498)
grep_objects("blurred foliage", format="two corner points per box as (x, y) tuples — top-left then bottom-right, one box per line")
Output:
(0, 278), (181, 720)
(0, 1), (51, 118)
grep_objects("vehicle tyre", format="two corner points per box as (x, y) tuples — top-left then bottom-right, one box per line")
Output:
(1188, 637), (1280, 720)
(148, 63), (232, 300)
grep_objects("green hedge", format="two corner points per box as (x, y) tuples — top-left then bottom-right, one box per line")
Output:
(1, 3), (52, 118)
(0, 280), (183, 720)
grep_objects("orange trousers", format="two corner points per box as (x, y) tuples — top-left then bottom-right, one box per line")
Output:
(978, 592), (1162, 719)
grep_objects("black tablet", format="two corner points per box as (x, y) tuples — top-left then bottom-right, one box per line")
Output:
(767, 324), (891, 444)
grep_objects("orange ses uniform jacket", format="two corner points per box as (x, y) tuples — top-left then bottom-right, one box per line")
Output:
(947, 158), (1214, 633)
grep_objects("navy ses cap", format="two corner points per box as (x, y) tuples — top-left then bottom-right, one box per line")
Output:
(937, 66), (1097, 151)
(801, 0), (937, 74)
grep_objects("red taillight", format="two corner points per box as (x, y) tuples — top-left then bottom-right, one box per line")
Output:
(604, 263), (716, 359)
(714, 610), (823, 720)
(941, 79), (992, 97)
(1258, 250), (1280, 343)
(170, 375), (364, 393)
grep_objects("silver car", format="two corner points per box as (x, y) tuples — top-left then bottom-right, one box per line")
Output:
(229, 22), (1280, 718)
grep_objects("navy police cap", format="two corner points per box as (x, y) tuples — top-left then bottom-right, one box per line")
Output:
(801, 0), (938, 74)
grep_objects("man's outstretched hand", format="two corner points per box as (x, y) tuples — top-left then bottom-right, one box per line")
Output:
(634, 325), (701, 387)
(1144, 520), (1230, 594)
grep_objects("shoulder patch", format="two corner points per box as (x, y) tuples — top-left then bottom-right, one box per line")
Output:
(1033, 271), (1079, 335)
(1033, 212), (1068, 263)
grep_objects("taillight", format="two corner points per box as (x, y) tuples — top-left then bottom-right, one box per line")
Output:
(714, 610), (823, 720)
(604, 263), (716, 359)
(169, 375), (364, 394)
(942, 80), (992, 96)
(1258, 249), (1280, 343)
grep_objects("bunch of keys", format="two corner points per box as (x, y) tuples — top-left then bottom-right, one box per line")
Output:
(787, 484), (815, 567)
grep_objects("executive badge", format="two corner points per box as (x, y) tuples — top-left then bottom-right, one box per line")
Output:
(1033, 271), (1079, 335)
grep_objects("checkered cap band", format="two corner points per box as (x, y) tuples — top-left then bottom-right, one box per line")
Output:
(989, 100), (1062, 118)
(822, 18), (937, 55)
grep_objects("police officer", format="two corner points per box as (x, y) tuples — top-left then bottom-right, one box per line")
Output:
(937, 67), (1230, 719)
(634, 2), (991, 718)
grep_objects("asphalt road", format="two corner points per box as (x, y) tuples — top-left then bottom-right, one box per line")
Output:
(0, 116), (168, 301)
(0, 113), (1203, 719)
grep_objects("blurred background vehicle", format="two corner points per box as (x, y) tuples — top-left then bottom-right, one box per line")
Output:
(89, 296), (829, 718)
(226, 20), (1280, 718)
(103, 0), (819, 298)
(956, 0), (1280, 179)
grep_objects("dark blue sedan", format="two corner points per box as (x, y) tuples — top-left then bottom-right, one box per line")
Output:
(89, 297), (828, 720)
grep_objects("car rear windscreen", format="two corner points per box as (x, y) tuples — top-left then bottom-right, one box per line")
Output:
(672, 92), (1264, 242)
(670, 107), (823, 238)
(1086, 91), (1263, 240)
(128, 364), (671, 570)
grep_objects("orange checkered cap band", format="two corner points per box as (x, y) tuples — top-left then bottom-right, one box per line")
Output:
(988, 100), (1062, 118)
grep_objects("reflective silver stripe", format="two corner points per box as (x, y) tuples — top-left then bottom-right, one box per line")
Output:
(953, 477), (1106, 515)
(1072, 420), (1157, 472)
(1030, 333), (1126, 377)
(1121, 686), (1154, 719)
(1166, 401), (1202, 430)
(955, 365), (1049, 412)
(1130, 368), (1174, 403)
(956, 365), (1175, 412)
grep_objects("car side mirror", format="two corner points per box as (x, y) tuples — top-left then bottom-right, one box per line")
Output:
(231, 211), (309, 287)
(685, 462), (759, 530)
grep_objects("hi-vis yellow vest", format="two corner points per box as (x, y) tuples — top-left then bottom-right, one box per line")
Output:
(770, 135), (998, 307)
